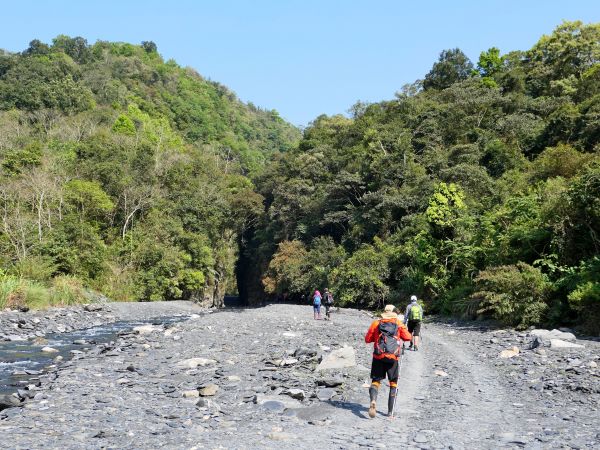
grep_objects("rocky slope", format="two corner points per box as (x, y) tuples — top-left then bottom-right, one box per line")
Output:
(0, 304), (598, 449)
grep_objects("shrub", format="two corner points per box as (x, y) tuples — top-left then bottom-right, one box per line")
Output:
(49, 275), (87, 306)
(471, 262), (551, 329)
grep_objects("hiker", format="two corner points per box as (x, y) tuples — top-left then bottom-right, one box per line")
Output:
(404, 295), (423, 351)
(364, 305), (412, 418)
(312, 290), (322, 320)
(323, 288), (334, 320)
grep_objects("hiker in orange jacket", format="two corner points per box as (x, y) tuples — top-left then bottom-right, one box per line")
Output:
(364, 305), (412, 418)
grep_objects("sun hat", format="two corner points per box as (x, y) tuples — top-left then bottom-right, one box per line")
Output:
(381, 304), (398, 319)
(410, 295), (418, 302)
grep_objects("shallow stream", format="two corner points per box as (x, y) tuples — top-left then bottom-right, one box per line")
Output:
(0, 316), (187, 396)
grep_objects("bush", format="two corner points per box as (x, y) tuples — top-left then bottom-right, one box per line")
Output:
(49, 275), (87, 306)
(471, 262), (551, 329)
(0, 271), (87, 310)
(330, 243), (389, 309)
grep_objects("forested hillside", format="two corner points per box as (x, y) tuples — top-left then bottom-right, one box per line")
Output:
(0, 36), (299, 308)
(248, 21), (600, 333)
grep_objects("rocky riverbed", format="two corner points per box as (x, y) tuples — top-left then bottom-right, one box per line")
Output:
(0, 303), (599, 449)
(0, 301), (203, 341)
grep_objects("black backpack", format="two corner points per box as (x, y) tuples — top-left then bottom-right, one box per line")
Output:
(325, 293), (333, 306)
(374, 320), (400, 357)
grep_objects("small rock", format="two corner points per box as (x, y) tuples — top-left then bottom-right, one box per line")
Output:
(41, 346), (59, 353)
(280, 358), (298, 366)
(499, 346), (520, 358)
(182, 390), (200, 398)
(84, 304), (103, 312)
(133, 324), (160, 335)
(434, 370), (448, 377)
(284, 389), (306, 400)
(32, 337), (48, 345)
(262, 401), (286, 413)
(589, 361), (598, 368)
(267, 431), (295, 441)
(413, 433), (428, 444)
(175, 358), (216, 369)
(199, 384), (219, 397)
(316, 388), (337, 401)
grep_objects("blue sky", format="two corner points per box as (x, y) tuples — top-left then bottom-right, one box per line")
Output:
(1, 1), (599, 126)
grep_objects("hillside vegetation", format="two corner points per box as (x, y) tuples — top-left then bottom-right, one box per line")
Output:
(247, 21), (600, 333)
(0, 36), (299, 308)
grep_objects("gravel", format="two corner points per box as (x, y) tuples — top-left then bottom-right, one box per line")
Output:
(0, 303), (598, 449)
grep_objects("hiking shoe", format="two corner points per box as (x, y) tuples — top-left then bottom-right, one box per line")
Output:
(368, 401), (377, 418)
(408, 342), (413, 348)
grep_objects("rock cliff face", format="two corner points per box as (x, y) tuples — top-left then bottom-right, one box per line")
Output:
(1, 303), (599, 449)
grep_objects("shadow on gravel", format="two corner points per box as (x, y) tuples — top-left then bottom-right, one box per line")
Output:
(326, 400), (370, 420)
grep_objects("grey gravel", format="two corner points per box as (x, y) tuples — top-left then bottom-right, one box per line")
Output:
(0, 303), (598, 449)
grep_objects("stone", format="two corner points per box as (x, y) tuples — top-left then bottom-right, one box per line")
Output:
(318, 376), (344, 387)
(549, 339), (584, 349)
(589, 361), (598, 368)
(253, 394), (302, 409)
(84, 304), (103, 312)
(0, 394), (21, 410)
(413, 433), (428, 444)
(284, 389), (306, 400)
(280, 358), (298, 366)
(434, 370), (448, 377)
(499, 346), (520, 358)
(175, 358), (216, 369)
(32, 337), (48, 345)
(316, 388), (337, 401)
(268, 431), (295, 441)
(41, 346), (59, 353)
(530, 329), (576, 342)
(262, 400), (286, 413)
(133, 324), (160, 335)
(316, 346), (356, 371)
(182, 390), (200, 398)
(6, 335), (26, 341)
(199, 384), (219, 397)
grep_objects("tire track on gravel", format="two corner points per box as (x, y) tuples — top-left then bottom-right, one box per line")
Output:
(414, 324), (524, 449)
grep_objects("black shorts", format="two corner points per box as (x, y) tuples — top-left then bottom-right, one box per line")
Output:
(370, 357), (399, 382)
(407, 320), (421, 336)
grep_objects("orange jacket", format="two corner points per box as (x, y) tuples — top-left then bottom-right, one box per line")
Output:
(365, 318), (412, 360)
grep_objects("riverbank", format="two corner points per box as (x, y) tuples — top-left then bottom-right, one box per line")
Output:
(1, 303), (599, 449)
(0, 301), (204, 341)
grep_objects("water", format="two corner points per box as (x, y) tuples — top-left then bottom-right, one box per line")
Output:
(0, 316), (189, 397)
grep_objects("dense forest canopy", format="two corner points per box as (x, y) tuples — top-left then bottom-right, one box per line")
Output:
(244, 21), (600, 334)
(0, 35), (300, 308)
(1, 22), (599, 334)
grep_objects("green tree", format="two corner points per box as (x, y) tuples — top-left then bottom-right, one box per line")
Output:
(423, 48), (474, 90)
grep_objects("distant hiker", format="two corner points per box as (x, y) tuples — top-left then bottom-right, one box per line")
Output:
(404, 295), (423, 351)
(323, 288), (334, 320)
(364, 305), (412, 418)
(313, 290), (322, 320)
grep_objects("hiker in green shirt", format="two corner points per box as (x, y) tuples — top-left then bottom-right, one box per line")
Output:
(404, 295), (423, 351)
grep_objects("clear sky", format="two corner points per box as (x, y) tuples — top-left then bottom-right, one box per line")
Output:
(1, 1), (599, 126)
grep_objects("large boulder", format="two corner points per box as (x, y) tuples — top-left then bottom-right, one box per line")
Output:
(316, 346), (356, 371)
(530, 329), (576, 342)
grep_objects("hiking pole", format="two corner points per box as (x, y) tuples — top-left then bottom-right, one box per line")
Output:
(389, 343), (405, 418)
